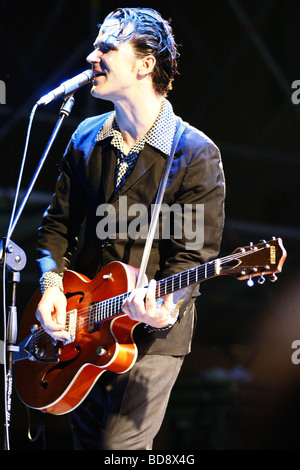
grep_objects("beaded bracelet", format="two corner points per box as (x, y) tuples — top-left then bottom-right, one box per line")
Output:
(40, 271), (64, 295)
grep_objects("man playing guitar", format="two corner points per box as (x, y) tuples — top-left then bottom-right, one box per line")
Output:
(33, 7), (225, 450)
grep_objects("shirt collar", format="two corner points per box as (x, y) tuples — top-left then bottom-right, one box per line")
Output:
(95, 98), (177, 156)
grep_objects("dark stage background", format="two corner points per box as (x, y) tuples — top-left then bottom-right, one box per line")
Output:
(1, 0), (300, 450)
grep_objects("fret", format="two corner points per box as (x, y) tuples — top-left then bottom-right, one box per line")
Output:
(198, 265), (203, 282)
(94, 303), (98, 323)
(101, 300), (105, 321)
(160, 279), (165, 297)
(98, 302), (101, 322)
(158, 280), (162, 297)
(215, 258), (220, 275)
(108, 298), (112, 318)
(111, 297), (114, 317)
(182, 271), (186, 287)
(104, 299), (108, 320)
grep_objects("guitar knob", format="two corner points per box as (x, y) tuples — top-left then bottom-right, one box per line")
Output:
(103, 273), (112, 280)
(247, 277), (254, 287)
(30, 324), (39, 334)
(97, 346), (107, 356)
(258, 275), (265, 285)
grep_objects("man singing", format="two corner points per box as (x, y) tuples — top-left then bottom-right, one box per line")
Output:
(35, 7), (225, 449)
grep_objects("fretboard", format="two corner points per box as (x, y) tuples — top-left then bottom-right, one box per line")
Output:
(88, 259), (218, 329)
(156, 259), (217, 297)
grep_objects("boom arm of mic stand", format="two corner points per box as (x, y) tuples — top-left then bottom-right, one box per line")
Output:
(2, 93), (75, 450)
(6, 94), (75, 242)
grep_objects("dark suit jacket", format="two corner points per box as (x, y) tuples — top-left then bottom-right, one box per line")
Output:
(37, 111), (225, 355)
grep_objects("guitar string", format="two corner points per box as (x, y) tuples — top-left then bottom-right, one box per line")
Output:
(32, 247), (268, 345)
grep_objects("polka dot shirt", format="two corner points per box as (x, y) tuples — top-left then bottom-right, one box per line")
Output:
(95, 99), (177, 193)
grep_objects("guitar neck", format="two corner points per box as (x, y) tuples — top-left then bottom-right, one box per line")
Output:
(156, 260), (218, 297)
(89, 237), (286, 326)
(91, 259), (219, 326)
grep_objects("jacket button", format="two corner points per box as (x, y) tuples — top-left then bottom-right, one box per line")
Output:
(100, 240), (111, 249)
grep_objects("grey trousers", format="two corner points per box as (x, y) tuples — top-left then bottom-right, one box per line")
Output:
(69, 354), (184, 450)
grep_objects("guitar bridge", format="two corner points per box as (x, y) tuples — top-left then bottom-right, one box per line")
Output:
(64, 309), (77, 345)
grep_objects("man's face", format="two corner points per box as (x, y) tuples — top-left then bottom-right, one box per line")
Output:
(86, 18), (139, 102)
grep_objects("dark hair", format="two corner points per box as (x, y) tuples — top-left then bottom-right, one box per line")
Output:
(102, 8), (179, 96)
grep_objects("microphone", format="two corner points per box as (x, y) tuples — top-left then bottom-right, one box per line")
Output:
(36, 69), (94, 106)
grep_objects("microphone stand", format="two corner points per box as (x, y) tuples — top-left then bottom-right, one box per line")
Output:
(1, 93), (75, 450)
(1, 239), (26, 450)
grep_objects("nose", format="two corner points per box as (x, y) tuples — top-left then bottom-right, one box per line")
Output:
(86, 48), (101, 65)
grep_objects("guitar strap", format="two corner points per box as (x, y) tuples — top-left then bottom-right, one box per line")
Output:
(136, 118), (188, 288)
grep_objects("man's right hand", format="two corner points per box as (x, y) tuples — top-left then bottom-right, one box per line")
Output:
(35, 287), (70, 342)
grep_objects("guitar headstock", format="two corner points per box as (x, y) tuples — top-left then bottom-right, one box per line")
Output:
(220, 237), (287, 285)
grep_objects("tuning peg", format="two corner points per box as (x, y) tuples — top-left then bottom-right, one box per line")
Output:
(247, 276), (254, 287)
(258, 275), (265, 285)
(269, 273), (278, 282)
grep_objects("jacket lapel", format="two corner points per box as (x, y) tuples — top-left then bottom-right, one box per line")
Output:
(112, 144), (167, 201)
(101, 141), (117, 202)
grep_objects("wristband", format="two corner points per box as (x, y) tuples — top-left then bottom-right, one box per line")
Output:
(40, 271), (64, 295)
(146, 299), (183, 332)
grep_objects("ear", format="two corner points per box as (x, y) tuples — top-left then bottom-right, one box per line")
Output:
(137, 55), (156, 77)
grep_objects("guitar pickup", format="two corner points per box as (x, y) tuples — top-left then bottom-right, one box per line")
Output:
(88, 302), (99, 333)
(64, 309), (77, 345)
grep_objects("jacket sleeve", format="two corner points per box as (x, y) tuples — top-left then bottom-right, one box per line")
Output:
(36, 134), (88, 277)
(36, 113), (112, 278)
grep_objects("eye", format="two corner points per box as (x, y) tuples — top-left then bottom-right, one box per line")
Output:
(94, 42), (116, 54)
(100, 44), (110, 53)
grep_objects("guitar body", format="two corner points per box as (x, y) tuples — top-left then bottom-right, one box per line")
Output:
(14, 262), (142, 415)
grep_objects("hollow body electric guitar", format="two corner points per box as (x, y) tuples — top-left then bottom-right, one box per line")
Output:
(14, 238), (286, 415)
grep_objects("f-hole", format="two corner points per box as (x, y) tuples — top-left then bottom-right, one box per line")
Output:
(65, 291), (84, 303)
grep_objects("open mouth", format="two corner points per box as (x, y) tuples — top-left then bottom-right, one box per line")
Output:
(93, 70), (106, 79)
